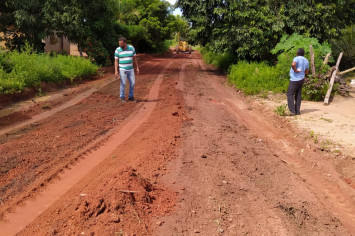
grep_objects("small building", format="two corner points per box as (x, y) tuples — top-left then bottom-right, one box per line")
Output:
(0, 30), (86, 57)
(44, 33), (87, 56)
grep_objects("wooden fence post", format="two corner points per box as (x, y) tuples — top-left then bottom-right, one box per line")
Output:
(321, 53), (331, 70)
(324, 52), (343, 105)
(310, 45), (316, 76)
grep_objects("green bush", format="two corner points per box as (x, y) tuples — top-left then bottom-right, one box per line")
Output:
(227, 34), (335, 101)
(272, 34), (332, 76)
(302, 76), (329, 101)
(274, 104), (287, 116)
(228, 61), (288, 95)
(0, 46), (98, 94)
(331, 25), (355, 71)
(82, 37), (111, 67)
(200, 46), (237, 72)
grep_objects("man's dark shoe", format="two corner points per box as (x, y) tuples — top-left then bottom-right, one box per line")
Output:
(120, 98), (126, 103)
(285, 110), (296, 116)
(128, 97), (137, 102)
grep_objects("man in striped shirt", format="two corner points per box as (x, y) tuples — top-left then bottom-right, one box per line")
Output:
(115, 37), (140, 103)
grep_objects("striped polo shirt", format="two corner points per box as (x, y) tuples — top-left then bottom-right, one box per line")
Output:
(114, 45), (136, 70)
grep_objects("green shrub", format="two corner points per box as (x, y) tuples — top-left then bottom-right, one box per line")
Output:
(228, 61), (288, 95)
(0, 68), (26, 94)
(82, 37), (111, 67)
(272, 34), (332, 76)
(331, 25), (355, 71)
(200, 46), (237, 72)
(227, 34), (334, 101)
(0, 46), (98, 94)
(274, 104), (287, 116)
(302, 76), (329, 101)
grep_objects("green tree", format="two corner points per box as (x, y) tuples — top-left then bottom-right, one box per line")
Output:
(0, 0), (182, 63)
(177, 0), (355, 61)
(119, 0), (177, 52)
(0, 0), (48, 51)
(331, 25), (355, 71)
(0, 0), (120, 64)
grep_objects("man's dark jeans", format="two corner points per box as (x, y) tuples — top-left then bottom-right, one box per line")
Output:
(287, 79), (304, 115)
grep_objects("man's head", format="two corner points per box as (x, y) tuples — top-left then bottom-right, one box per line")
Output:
(297, 48), (305, 56)
(119, 37), (127, 48)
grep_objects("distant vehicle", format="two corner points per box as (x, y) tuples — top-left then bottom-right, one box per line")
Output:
(175, 34), (192, 54)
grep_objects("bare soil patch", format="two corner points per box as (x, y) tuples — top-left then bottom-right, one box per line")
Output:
(0, 52), (354, 235)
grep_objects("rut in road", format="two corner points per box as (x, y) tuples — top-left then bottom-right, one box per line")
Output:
(0, 61), (174, 236)
(16, 55), (186, 235)
(0, 53), (354, 235)
(156, 57), (354, 235)
(0, 61), (153, 136)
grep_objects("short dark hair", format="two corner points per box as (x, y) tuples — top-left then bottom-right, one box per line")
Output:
(119, 37), (127, 43)
(297, 48), (305, 56)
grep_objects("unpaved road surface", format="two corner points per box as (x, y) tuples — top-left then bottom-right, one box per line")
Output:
(0, 52), (354, 236)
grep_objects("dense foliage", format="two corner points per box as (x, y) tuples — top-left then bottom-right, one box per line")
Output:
(271, 34), (332, 78)
(0, 44), (98, 94)
(177, 0), (355, 61)
(119, 0), (179, 52)
(331, 25), (355, 71)
(200, 46), (236, 72)
(228, 61), (287, 95)
(227, 34), (334, 101)
(0, 0), (183, 65)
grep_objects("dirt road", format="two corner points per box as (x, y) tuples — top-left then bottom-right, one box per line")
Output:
(0, 52), (354, 235)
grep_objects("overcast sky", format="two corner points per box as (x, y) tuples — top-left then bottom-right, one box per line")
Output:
(166, 0), (182, 16)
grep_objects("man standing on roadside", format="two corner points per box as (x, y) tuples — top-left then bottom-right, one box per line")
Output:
(287, 48), (309, 115)
(115, 37), (140, 103)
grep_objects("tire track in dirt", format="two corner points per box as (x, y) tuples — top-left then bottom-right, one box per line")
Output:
(0, 61), (151, 137)
(195, 58), (355, 233)
(223, 96), (355, 232)
(156, 56), (352, 235)
(0, 61), (173, 236)
(158, 58), (290, 235)
(16, 56), (185, 235)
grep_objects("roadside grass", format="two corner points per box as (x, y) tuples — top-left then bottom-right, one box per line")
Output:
(274, 104), (287, 116)
(228, 61), (288, 95)
(200, 47), (237, 73)
(0, 47), (98, 94)
(309, 130), (319, 144)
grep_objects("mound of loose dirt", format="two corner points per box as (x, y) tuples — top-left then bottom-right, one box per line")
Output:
(49, 167), (175, 235)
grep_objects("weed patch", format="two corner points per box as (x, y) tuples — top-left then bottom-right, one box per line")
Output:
(0, 46), (98, 94)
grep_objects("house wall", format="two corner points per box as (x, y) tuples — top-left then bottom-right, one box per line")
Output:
(0, 32), (5, 48)
(44, 34), (71, 54)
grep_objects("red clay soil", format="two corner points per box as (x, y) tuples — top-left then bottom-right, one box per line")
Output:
(0, 57), (169, 219)
(0, 54), (152, 129)
(0, 81), (93, 129)
(0, 52), (354, 236)
(15, 54), (185, 235)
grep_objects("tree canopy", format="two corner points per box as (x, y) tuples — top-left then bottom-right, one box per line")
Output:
(177, 0), (355, 61)
(0, 0), (184, 64)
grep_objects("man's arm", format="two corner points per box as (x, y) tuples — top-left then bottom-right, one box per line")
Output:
(115, 58), (119, 76)
(133, 55), (139, 74)
(291, 61), (299, 73)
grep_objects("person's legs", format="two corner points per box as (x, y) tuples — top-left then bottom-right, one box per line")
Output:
(120, 70), (127, 99)
(127, 70), (136, 99)
(287, 81), (297, 114)
(294, 79), (304, 115)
